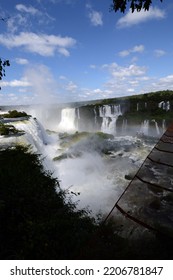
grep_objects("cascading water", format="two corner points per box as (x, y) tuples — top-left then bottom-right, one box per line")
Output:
(76, 108), (80, 130)
(94, 107), (97, 125)
(122, 119), (128, 134)
(140, 120), (161, 136)
(58, 108), (77, 132)
(99, 105), (122, 134)
(0, 106), (159, 217)
(140, 120), (149, 135)
(162, 119), (166, 133)
(153, 120), (160, 135)
(158, 100), (170, 111)
(2, 117), (59, 173)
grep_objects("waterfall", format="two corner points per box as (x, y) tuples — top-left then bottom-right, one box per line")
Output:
(99, 105), (122, 134)
(122, 119), (127, 134)
(155, 121), (160, 135)
(162, 119), (166, 133)
(13, 117), (51, 150)
(76, 108), (80, 119)
(94, 107), (97, 124)
(6, 117), (58, 174)
(76, 108), (80, 130)
(166, 101), (170, 111)
(140, 120), (149, 135)
(58, 108), (76, 132)
(151, 119), (160, 135)
(155, 122), (160, 135)
(158, 100), (170, 111)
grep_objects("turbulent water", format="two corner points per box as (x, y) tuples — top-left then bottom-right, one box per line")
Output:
(0, 106), (157, 217)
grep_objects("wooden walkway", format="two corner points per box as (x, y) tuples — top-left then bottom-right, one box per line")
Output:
(104, 123), (173, 237)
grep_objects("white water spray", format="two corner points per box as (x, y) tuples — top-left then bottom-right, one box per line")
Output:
(58, 108), (77, 132)
(99, 105), (122, 134)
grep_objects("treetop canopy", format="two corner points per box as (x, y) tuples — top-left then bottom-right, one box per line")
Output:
(111, 0), (163, 13)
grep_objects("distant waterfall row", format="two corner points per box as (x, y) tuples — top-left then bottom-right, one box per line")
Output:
(58, 105), (122, 135)
(140, 119), (166, 136)
(57, 105), (166, 137)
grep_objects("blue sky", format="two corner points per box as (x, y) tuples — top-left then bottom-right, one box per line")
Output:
(0, 0), (173, 105)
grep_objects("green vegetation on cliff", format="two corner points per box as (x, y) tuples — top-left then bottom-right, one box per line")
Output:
(97, 90), (173, 105)
(0, 146), (125, 260)
(0, 123), (19, 136)
(2, 110), (29, 118)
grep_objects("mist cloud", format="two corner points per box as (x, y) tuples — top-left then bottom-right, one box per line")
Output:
(24, 64), (58, 104)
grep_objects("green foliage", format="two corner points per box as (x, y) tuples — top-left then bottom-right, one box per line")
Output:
(0, 58), (10, 89)
(0, 123), (9, 135)
(95, 131), (114, 139)
(97, 90), (173, 106)
(2, 110), (28, 118)
(0, 146), (99, 259)
(0, 123), (20, 135)
(111, 0), (163, 13)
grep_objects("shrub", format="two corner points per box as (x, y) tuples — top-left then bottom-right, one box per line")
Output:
(0, 123), (10, 135)
(0, 123), (19, 135)
(3, 110), (28, 118)
(0, 146), (98, 259)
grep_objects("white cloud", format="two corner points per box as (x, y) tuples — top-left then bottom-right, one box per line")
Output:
(86, 4), (103, 26)
(0, 32), (76, 57)
(154, 49), (166, 57)
(101, 62), (173, 98)
(103, 63), (146, 78)
(118, 50), (130, 57)
(93, 88), (102, 94)
(158, 75), (173, 85)
(49, 0), (77, 4)
(7, 3), (55, 33)
(99, 62), (151, 97)
(88, 10), (103, 26)
(66, 81), (78, 92)
(0, 79), (30, 87)
(7, 14), (28, 33)
(16, 4), (40, 15)
(58, 47), (70, 57)
(119, 44), (144, 57)
(101, 62), (118, 70)
(15, 58), (29, 65)
(59, 75), (67, 80)
(133, 45), (144, 53)
(117, 7), (165, 28)
(90, 64), (97, 69)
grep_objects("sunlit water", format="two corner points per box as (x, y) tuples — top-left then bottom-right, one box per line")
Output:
(0, 116), (155, 217)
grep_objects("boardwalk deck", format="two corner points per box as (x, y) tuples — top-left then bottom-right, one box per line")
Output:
(105, 124), (173, 237)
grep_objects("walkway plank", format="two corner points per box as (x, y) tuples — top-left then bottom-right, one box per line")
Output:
(105, 124), (173, 237)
